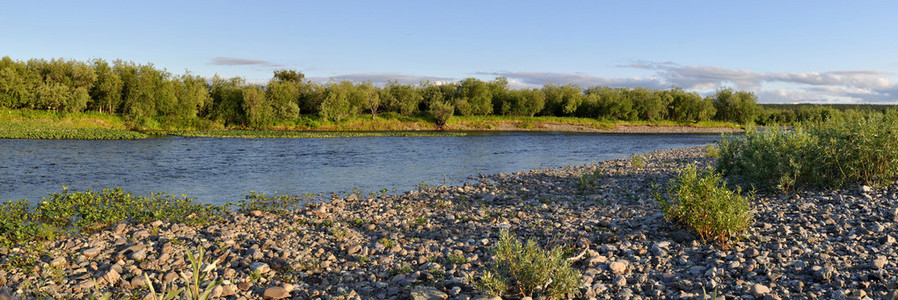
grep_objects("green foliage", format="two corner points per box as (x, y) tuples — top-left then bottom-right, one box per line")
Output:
(458, 78), (493, 116)
(712, 88), (759, 124)
(0, 188), (227, 247)
(429, 100), (454, 127)
(475, 230), (581, 299)
(10, 55), (890, 132)
(719, 112), (898, 191)
(184, 247), (223, 299)
(143, 247), (221, 300)
(160, 130), (465, 138)
(630, 154), (645, 168)
(236, 191), (307, 214)
(384, 81), (423, 115)
(656, 164), (753, 248)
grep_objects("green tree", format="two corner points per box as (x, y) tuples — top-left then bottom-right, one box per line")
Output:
(266, 79), (301, 120)
(0, 57), (33, 108)
(356, 82), (380, 119)
(242, 86), (272, 127)
(320, 82), (352, 122)
(519, 88), (546, 117)
(543, 84), (582, 116)
(628, 87), (664, 121)
(385, 81), (422, 115)
(89, 59), (123, 113)
(176, 73), (212, 118)
(458, 78), (492, 115)
(712, 88), (759, 124)
(430, 100), (454, 127)
(209, 75), (246, 125)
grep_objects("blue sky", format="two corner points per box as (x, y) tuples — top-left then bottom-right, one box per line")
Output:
(2, 1), (897, 103)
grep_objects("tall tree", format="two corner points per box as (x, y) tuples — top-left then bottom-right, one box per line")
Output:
(458, 78), (492, 115)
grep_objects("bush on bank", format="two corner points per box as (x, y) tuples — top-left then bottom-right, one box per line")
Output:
(718, 110), (898, 191)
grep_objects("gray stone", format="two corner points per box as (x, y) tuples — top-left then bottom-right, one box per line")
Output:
(410, 285), (448, 300)
(131, 249), (147, 261)
(133, 230), (151, 239)
(130, 275), (147, 288)
(0, 286), (12, 300)
(873, 257), (888, 269)
(250, 262), (271, 274)
(50, 256), (67, 268)
(751, 284), (770, 296)
(82, 247), (102, 258)
(609, 260), (629, 274)
(613, 275), (627, 287)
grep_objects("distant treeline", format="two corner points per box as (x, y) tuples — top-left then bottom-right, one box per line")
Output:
(0, 56), (887, 129)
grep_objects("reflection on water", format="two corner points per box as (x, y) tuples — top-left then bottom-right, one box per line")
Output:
(0, 132), (721, 205)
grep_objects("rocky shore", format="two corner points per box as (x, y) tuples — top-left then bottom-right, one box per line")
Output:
(2, 146), (898, 299)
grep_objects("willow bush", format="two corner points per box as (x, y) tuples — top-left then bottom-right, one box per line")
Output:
(657, 164), (753, 248)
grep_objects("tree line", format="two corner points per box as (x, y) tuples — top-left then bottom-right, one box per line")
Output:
(0, 56), (768, 128)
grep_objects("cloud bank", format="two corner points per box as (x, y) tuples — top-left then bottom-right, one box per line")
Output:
(490, 63), (897, 104)
(297, 63), (896, 104)
(210, 57), (275, 66)
(311, 73), (455, 86)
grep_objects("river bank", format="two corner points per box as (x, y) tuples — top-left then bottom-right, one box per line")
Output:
(3, 146), (895, 299)
(1, 108), (741, 139)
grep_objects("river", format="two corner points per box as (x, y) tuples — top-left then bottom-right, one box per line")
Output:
(0, 132), (722, 205)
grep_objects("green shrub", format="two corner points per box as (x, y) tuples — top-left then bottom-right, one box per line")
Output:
(474, 230), (581, 299)
(236, 191), (306, 214)
(718, 111), (898, 191)
(630, 154), (644, 168)
(657, 164), (753, 248)
(717, 126), (817, 191)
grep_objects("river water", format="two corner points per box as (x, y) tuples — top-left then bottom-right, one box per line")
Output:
(0, 132), (721, 205)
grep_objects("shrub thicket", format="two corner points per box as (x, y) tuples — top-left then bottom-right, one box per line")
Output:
(718, 110), (898, 191)
(657, 164), (753, 248)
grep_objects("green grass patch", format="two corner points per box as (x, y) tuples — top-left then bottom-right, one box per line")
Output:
(156, 129), (466, 138)
(0, 108), (146, 139)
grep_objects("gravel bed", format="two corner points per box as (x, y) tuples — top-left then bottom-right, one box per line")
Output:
(1, 146), (896, 299)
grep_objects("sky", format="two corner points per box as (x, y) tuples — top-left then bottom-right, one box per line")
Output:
(2, 1), (897, 104)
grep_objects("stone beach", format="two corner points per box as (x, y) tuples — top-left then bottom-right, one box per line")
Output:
(2, 146), (898, 299)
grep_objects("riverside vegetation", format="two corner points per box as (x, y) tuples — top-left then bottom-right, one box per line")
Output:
(4, 112), (898, 298)
(6, 56), (895, 140)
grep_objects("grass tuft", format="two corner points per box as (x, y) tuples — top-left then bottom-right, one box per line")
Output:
(473, 230), (581, 299)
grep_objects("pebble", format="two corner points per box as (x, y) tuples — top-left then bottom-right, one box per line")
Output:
(262, 286), (289, 299)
